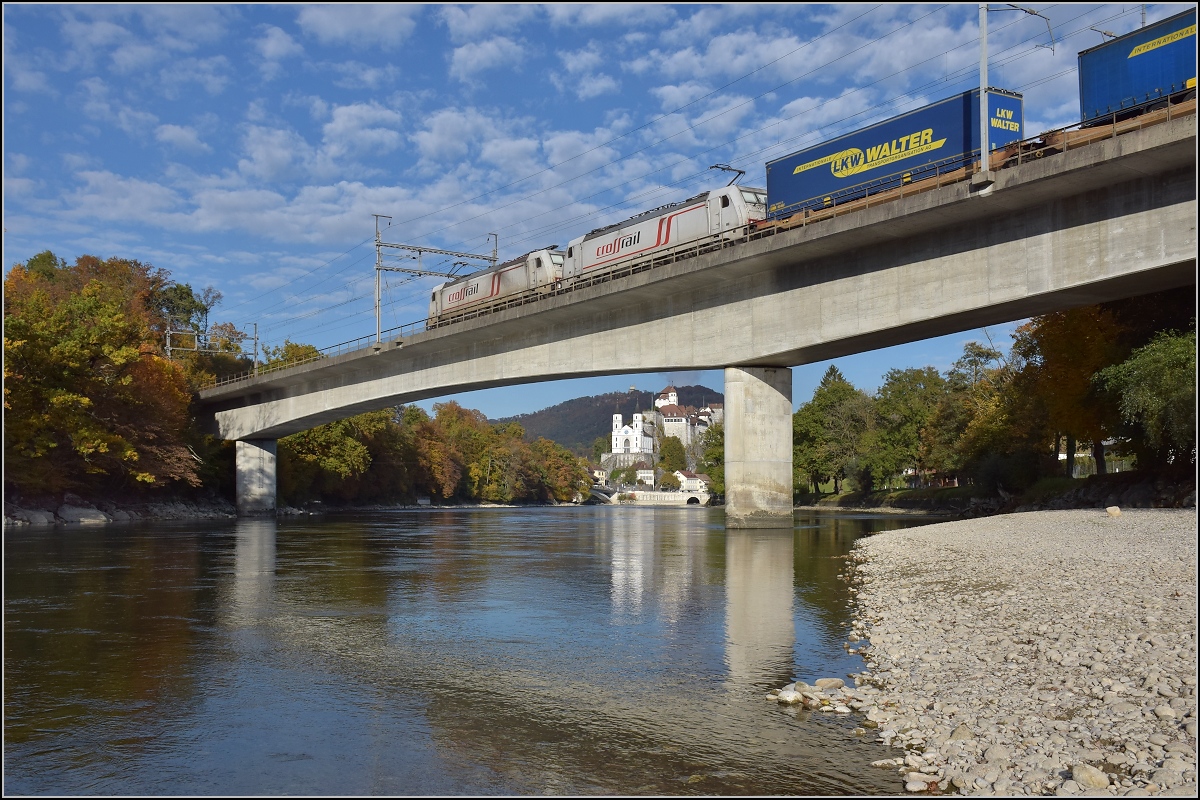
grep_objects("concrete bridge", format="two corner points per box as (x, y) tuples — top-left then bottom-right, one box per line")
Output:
(200, 115), (1197, 526)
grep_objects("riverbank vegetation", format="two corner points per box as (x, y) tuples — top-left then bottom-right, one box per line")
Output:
(783, 289), (1195, 500)
(4, 251), (590, 509)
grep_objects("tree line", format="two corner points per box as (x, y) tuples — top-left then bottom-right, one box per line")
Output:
(4, 252), (590, 507)
(691, 290), (1194, 498)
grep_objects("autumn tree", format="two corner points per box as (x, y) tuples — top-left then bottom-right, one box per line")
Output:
(4, 253), (200, 498)
(1012, 307), (1125, 475)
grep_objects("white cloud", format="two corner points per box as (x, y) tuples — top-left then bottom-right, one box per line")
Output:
(574, 73), (619, 100)
(7, 65), (55, 94)
(155, 124), (211, 153)
(237, 126), (314, 182)
(410, 108), (495, 163)
(650, 82), (711, 111)
(330, 61), (399, 90)
(440, 4), (535, 42)
(559, 45), (605, 76)
(551, 42), (620, 99)
(296, 5), (421, 48)
(321, 103), (404, 160)
(3, 177), (38, 197)
(66, 171), (181, 222)
(283, 93), (330, 120)
(110, 41), (165, 73)
(256, 25), (304, 79)
(159, 56), (230, 97)
(545, 4), (675, 28)
(449, 36), (524, 82)
(77, 77), (159, 134)
(256, 25), (303, 61)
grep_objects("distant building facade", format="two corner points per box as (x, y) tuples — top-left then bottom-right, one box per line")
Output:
(611, 413), (655, 455)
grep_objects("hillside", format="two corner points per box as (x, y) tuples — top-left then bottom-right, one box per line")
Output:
(498, 385), (724, 457)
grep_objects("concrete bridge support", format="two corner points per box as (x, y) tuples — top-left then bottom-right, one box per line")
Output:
(724, 367), (794, 529)
(236, 439), (278, 516)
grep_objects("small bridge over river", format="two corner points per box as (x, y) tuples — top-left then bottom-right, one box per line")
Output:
(199, 115), (1197, 526)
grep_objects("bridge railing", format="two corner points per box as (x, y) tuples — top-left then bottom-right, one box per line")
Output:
(202, 99), (1194, 391)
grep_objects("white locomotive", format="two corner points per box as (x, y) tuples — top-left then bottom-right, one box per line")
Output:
(428, 246), (564, 321)
(427, 184), (765, 323)
(564, 184), (765, 279)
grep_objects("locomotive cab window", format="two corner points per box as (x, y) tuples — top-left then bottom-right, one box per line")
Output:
(720, 195), (730, 208)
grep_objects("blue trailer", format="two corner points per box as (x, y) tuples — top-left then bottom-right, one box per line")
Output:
(765, 88), (1024, 221)
(1078, 9), (1196, 126)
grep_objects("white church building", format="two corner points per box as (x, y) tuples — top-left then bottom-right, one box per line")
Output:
(611, 413), (655, 455)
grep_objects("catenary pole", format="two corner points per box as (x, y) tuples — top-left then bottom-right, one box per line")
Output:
(980, 3), (989, 179)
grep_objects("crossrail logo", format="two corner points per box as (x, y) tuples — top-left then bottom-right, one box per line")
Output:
(596, 230), (641, 258)
(446, 282), (480, 306)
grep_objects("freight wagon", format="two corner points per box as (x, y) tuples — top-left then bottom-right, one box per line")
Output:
(1078, 8), (1196, 126)
(764, 88), (1023, 221)
(562, 185), (766, 281)
(429, 246), (564, 321)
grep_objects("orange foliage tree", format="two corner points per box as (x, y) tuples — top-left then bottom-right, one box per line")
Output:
(4, 253), (200, 498)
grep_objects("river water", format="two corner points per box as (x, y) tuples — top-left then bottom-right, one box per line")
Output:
(4, 506), (938, 795)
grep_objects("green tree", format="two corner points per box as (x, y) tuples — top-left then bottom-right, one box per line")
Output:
(697, 423), (724, 495)
(873, 367), (946, 487)
(592, 436), (608, 463)
(1097, 329), (1196, 466)
(659, 473), (681, 490)
(262, 340), (323, 368)
(793, 366), (874, 494)
(25, 250), (67, 281)
(659, 435), (687, 472)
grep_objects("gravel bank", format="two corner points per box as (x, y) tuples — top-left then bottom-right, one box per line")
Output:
(846, 509), (1197, 796)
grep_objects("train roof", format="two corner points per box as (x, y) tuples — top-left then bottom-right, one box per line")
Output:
(580, 185), (767, 242)
(441, 245), (562, 286)
(1077, 8), (1194, 57)
(582, 192), (710, 242)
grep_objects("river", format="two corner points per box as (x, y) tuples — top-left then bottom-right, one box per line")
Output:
(4, 506), (938, 795)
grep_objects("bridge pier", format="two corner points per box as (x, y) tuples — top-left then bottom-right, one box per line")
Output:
(236, 439), (277, 516)
(723, 366), (793, 529)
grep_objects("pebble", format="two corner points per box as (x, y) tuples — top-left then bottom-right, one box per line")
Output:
(841, 510), (1198, 797)
(1072, 763), (1109, 789)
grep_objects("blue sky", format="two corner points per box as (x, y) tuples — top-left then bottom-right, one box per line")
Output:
(4, 3), (1190, 419)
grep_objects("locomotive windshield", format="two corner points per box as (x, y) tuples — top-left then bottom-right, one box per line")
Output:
(740, 189), (767, 206)
(551, 253), (565, 265)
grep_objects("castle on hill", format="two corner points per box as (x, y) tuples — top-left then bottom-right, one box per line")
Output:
(601, 385), (723, 479)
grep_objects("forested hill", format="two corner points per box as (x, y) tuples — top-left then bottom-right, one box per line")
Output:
(498, 385), (725, 456)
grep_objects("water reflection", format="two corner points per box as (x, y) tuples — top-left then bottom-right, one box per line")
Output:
(229, 519), (276, 625)
(725, 530), (795, 688)
(608, 510), (705, 627)
(609, 512), (651, 615)
(4, 508), (936, 796)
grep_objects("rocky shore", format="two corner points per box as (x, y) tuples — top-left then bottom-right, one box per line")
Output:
(4, 494), (239, 527)
(817, 509), (1196, 797)
(3, 496), (543, 528)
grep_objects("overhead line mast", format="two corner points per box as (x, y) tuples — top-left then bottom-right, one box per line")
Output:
(372, 214), (498, 345)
